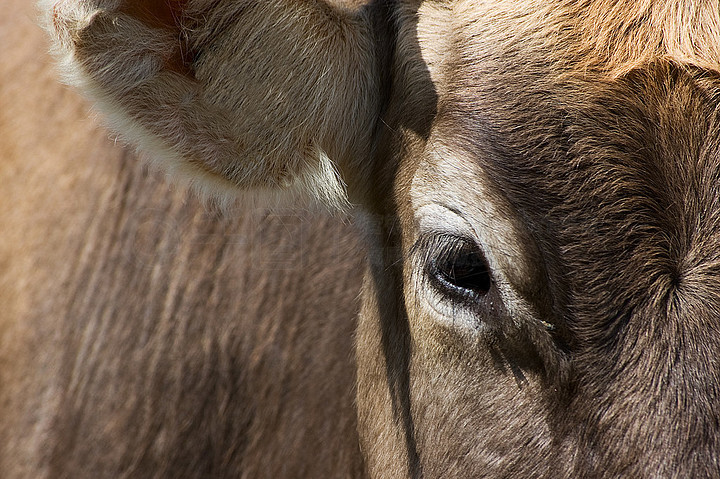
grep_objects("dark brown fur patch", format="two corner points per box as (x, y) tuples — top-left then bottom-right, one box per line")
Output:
(442, 52), (720, 474)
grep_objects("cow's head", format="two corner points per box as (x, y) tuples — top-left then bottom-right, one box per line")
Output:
(45, 0), (720, 476)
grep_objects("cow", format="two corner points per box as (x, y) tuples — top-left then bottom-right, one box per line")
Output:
(3, 0), (719, 476)
(2, 1), (363, 477)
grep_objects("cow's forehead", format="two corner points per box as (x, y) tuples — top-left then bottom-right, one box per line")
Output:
(404, 1), (720, 326)
(412, 1), (720, 81)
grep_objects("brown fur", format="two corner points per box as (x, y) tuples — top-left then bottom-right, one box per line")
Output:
(1, 1), (364, 477)
(380, 2), (720, 477)
(42, 0), (385, 210)
(8, 0), (720, 477)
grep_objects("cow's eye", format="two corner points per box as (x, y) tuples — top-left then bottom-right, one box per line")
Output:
(426, 235), (492, 302)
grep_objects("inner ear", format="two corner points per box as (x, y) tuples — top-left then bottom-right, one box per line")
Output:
(119, 0), (187, 30)
(47, 0), (385, 211)
(118, 0), (193, 75)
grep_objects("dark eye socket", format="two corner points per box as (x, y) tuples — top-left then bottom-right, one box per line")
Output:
(426, 236), (492, 301)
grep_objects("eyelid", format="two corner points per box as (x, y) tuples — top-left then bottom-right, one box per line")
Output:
(411, 204), (554, 336)
(410, 231), (474, 264)
(410, 230), (500, 333)
(415, 232), (492, 300)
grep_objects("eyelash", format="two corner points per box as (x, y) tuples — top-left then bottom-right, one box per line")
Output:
(414, 233), (493, 306)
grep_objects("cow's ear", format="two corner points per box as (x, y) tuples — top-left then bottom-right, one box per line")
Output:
(44, 0), (384, 210)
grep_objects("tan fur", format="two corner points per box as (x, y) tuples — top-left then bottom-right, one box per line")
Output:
(42, 0), (383, 211)
(44, 0), (720, 209)
(2, 1), (365, 477)
(447, 1), (720, 79)
(570, 0), (720, 76)
(14, 0), (720, 477)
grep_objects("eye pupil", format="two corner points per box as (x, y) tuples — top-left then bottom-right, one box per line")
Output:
(431, 242), (492, 297)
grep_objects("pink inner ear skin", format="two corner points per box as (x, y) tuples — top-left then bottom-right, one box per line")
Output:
(119, 0), (195, 76)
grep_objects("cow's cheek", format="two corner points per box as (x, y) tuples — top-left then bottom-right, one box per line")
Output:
(406, 312), (555, 476)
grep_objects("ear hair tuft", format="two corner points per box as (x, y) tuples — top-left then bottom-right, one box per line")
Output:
(42, 0), (380, 213)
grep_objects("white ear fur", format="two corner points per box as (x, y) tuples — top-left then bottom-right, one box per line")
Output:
(42, 0), (382, 211)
